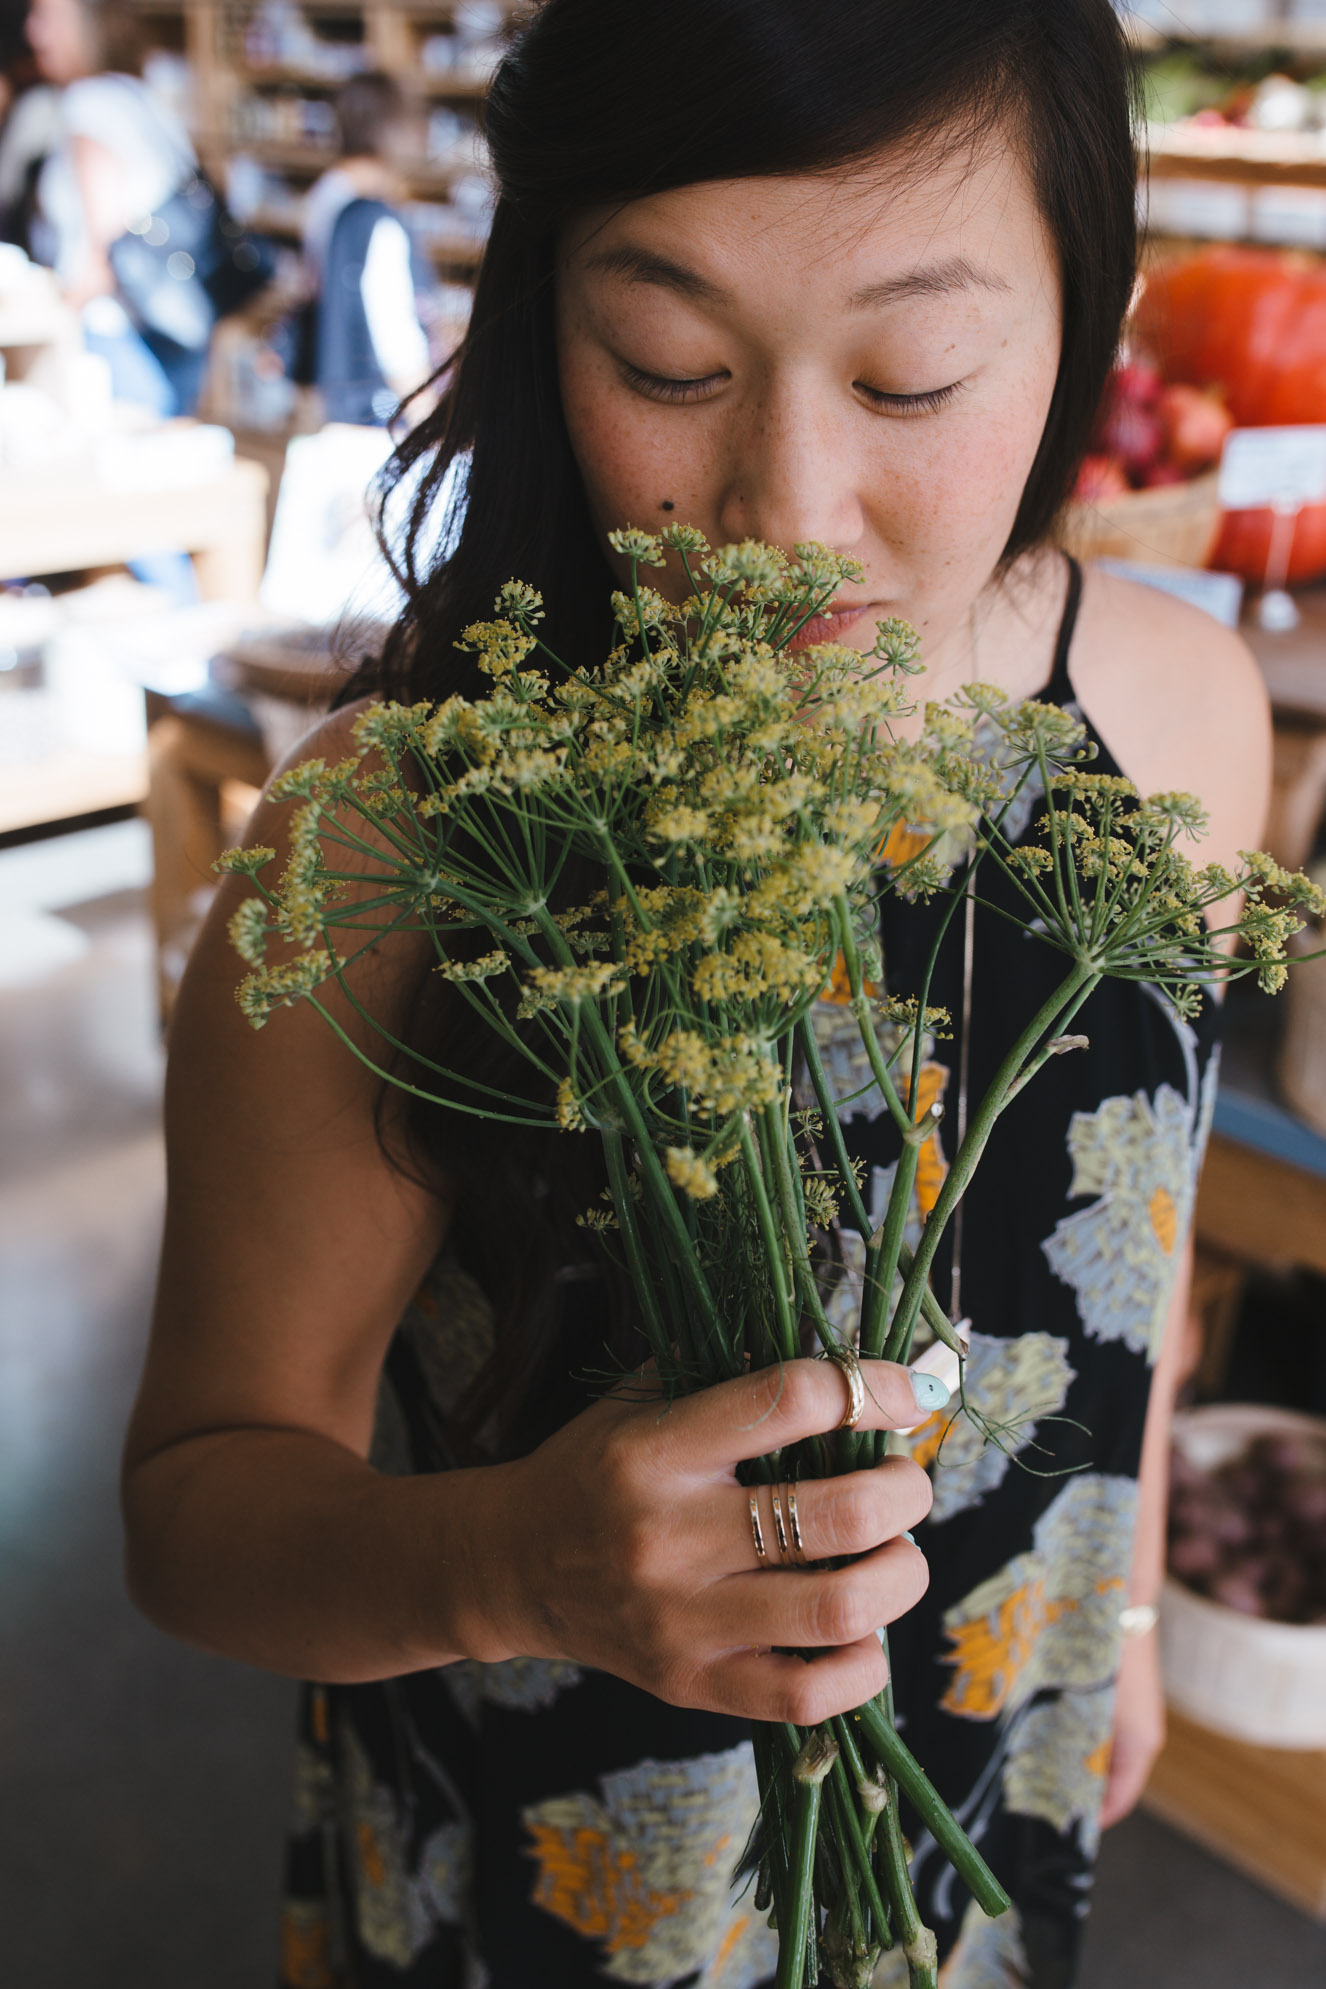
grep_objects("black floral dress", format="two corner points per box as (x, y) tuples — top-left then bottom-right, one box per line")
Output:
(278, 562), (1217, 1989)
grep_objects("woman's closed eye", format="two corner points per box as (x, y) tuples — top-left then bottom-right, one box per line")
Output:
(619, 359), (968, 416)
(619, 360), (729, 404)
(854, 379), (966, 416)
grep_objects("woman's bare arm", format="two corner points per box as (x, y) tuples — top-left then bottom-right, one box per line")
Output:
(123, 707), (469, 1677)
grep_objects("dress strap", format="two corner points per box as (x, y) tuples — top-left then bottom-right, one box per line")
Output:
(1041, 554), (1083, 708)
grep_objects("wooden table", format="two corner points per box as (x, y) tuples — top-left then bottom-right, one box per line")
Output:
(0, 454), (269, 603)
(0, 449), (269, 841)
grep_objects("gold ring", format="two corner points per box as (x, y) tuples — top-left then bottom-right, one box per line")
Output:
(749, 1490), (768, 1564)
(770, 1485), (791, 1564)
(785, 1481), (807, 1567)
(819, 1343), (866, 1431)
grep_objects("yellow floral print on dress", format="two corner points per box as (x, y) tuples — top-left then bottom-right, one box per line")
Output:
(522, 1745), (777, 1986)
(940, 1473), (1138, 1722)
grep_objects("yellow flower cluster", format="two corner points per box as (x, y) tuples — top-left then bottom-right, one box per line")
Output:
(664, 1146), (720, 1199)
(517, 961), (624, 1019)
(236, 951), (332, 1028)
(228, 896), (268, 967)
(435, 949), (510, 983)
(620, 1021), (783, 1117)
(691, 931), (823, 1004)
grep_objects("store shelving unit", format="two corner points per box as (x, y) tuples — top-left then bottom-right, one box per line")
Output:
(1128, 11), (1326, 191)
(127, 1), (527, 277)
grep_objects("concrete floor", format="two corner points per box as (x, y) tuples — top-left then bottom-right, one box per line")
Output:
(2, 820), (1324, 1989)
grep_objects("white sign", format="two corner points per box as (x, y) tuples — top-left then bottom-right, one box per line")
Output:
(1219, 426), (1326, 512)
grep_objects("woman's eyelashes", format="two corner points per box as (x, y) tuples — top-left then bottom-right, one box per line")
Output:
(618, 359), (966, 415)
(854, 379), (966, 416)
(618, 361), (728, 404)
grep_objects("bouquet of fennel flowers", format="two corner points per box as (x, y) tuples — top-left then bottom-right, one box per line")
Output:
(220, 524), (1321, 1989)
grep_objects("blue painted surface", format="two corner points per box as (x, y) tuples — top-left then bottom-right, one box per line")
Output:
(1213, 1084), (1326, 1180)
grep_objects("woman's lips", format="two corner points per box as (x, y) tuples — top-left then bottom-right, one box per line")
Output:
(786, 603), (880, 651)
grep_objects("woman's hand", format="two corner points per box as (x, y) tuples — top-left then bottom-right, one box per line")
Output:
(452, 1356), (937, 1726)
(1099, 1627), (1166, 1830)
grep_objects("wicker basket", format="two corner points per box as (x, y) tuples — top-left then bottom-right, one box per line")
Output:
(1059, 468), (1223, 570)
(1162, 1404), (1326, 1749)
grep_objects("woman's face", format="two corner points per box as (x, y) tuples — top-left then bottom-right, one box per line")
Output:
(556, 129), (1062, 665)
(26, 0), (91, 84)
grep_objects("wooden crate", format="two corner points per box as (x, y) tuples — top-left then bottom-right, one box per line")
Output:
(1143, 1705), (1326, 1922)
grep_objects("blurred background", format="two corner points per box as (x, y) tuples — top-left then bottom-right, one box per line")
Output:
(2, 3), (1326, 1985)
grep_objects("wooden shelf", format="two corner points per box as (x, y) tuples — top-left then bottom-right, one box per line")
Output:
(1130, 19), (1326, 55)
(0, 748), (148, 839)
(1149, 120), (1326, 188)
(127, 4), (507, 293)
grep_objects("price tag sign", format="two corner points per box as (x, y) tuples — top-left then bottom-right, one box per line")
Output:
(1219, 426), (1326, 511)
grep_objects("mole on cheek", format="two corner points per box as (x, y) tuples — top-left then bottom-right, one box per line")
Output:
(660, 499), (676, 512)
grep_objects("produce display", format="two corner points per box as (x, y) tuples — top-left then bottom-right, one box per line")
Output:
(1135, 245), (1326, 584)
(1168, 1430), (1326, 1627)
(1073, 351), (1232, 503)
(1143, 49), (1326, 137)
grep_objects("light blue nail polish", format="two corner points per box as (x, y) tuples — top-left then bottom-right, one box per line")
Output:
(909, 1370), (951, 1412)
(903, 1531), (917, 1545)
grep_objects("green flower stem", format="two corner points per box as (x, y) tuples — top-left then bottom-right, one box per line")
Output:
(776, 1731), (838, 1989)
(858, 1139), (917, 1362)
(575, 1003), (733, 1366)
(828, 1755), (891, 1938)
(795, 1015), (965, 1361)
(823, 1767), (870, 1953)
(853, 1699), (1010, 1919)
(761, 1103), (838, 1353)
(831, 898), (913, 1144)
(752, 1722), (793, 1935)
(738, 1116), (799, 1363)
(876, 1772), (939, 1989)
(302, 999), (555, 1128)
(600, 1129), (676, 1367)
(885, 959), (1098, 1367)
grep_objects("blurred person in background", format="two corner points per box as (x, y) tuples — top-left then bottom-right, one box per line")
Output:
(0, 0), (59, 251)
(302, 71), (431, 425)
(24, 0), (205, 416)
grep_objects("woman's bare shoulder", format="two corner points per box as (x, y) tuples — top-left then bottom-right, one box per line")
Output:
(1071, 564), (1272, 871)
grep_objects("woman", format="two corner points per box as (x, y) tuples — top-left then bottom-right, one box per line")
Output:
(301, 71), (431, 426)
(24, 0), (202, 415)
(124, 4), (1270, 1985)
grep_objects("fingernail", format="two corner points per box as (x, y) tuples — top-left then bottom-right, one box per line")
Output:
(909, 1371), (951, 1412)
(903, 1531), (916, 1545)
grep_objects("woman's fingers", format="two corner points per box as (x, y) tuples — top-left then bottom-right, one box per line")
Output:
(701, 1634), (891, 1726)
(738, 1456), (932, 1571)
(655, 1356), (950, 1471)
(712, 1537), (930, 1651)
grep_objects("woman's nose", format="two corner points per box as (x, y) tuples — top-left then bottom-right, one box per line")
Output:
(715, 380), (866, 558)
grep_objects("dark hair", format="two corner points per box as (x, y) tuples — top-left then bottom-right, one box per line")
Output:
(352, 0), (1139, 1450)
(335, 70), (410, 160)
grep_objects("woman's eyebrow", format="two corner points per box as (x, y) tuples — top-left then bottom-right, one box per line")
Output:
(582, 244), (725, 302)
(848, 257), (1011, 309)
(581, 245), (1010, 310)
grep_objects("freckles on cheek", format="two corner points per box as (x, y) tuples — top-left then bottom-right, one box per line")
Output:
(560, 356), (686, 526)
